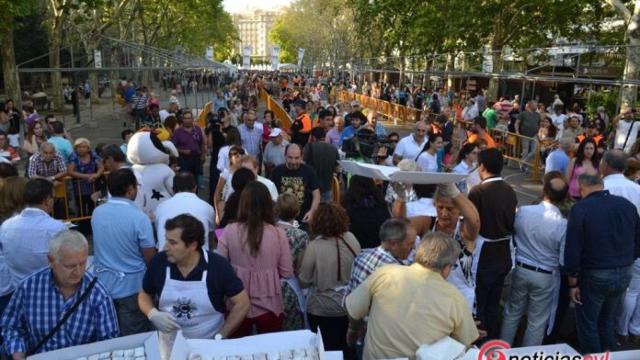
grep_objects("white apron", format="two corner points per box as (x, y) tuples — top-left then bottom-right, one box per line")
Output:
(433, 219), (481, 315)
(159, 251), (224, 339)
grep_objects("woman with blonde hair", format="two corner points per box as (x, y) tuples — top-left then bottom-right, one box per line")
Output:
(275, 193), (310, 330)
(68, 137), (104, 234)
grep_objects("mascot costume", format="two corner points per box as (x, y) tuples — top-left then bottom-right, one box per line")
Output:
(126, 129), (178, 217)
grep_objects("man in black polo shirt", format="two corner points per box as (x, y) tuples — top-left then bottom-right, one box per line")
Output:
(468, 148), (517, 339)
(138, 214), (249, 339)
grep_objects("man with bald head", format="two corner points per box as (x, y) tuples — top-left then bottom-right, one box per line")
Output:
(270, 143), (320, 223)
(27, 142), (66, 186)
(392, 120), (429, 165)
(500, 171), (569, 346)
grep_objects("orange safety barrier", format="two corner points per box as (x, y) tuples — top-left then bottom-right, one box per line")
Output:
(454, 119), (543, 180)
(337, 90), (422, 125)
(259, 88), (293, 129)
(53, 175), (106, 223)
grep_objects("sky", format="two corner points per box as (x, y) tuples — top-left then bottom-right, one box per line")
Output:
(223, 0), (292, 14)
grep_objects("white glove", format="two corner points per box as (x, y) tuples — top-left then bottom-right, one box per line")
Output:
(391, 182), (411, 201)
(438, 182), (461, 199)
(147, 308), (180, 332)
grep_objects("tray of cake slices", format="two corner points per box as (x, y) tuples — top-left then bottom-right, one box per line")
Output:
(28, 331), (161, 360)
(170, 330), (333, 360)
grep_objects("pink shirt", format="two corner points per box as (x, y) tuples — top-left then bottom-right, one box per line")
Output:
(217, 222), (293, 317)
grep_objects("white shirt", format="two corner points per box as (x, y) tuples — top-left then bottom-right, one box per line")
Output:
(615, 120), (640, 153)
(550, 113), (566, 139)
(159, 109), (175, 122)
(514, 201), (567, 271)
(462, 105), (479, 120)
(394, 135), (428, 162)
(452, 161), (477, 194)
(258, 176), (279, 202)
(417, 151), (438, 172)
(604, 173), (640, 216)
(155, 192), (215, 251)
(0, 208), (66, 291)
(223, 173), (278, 203)
(406, 198), (437, 218)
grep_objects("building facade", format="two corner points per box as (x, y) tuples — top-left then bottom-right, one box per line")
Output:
(232, 10), (279, 62)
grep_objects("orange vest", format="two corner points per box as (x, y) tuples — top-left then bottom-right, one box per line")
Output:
(467, 132), (497, 148)
(297, 113), (312, 134)
(576, 133), (604, 145)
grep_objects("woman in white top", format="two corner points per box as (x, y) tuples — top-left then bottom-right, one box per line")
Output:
(213, 145), (245, 225)
(217, 127), (243, 172)
(453, 142), (480, 194)
(416, 132), (443, 173)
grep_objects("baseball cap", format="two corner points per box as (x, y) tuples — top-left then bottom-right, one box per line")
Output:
(351, 100), (360, 107)
(293, 99), (307, 108)
(269, 128), (283, 137)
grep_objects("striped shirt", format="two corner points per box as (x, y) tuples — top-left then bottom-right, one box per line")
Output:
(1, 268), (119, 355)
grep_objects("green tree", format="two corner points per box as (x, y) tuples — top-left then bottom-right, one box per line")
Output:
(269, 0), (357, 69)
(0, 0), (38, 107)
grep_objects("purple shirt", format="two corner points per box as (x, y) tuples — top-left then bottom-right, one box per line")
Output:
(172, 126), (204, 157)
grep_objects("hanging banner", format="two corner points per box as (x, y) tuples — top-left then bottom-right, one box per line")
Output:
(271, 46), (280, 71)
(297, 48), (305, 68)
(242, 45), (252, 69)
(206, 47), (214, 61)
(482, 46), (493, 73)
(94, 50), (102, 69)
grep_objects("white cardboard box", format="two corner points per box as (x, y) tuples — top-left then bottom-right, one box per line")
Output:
(28, 331), (161, 360)
(170, 329), (328, 360)
(339, 160), (467, 185)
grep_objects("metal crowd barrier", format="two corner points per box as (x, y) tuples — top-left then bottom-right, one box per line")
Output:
(337, 90), (422, 125)
(259, 88), (293, 129)
(52, 175), (106, 223)
(455, 119), (543, 180)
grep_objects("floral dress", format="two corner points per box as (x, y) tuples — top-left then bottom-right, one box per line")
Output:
(278, 222), (310, 330)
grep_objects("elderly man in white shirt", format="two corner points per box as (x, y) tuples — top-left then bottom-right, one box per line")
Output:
(392, 120), (429, 165)
(155, 172), (215, 251)
(500, 171), (569, 346)
(601, 150), (640, 341)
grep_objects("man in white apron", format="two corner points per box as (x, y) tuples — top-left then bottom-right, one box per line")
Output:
(138, 214), (250, 342)
(468, 148), (517, 340)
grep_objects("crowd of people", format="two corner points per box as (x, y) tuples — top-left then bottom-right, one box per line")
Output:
(0, 71), (638, 360)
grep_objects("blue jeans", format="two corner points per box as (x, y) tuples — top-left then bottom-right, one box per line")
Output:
(577, 267), (632, 354)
